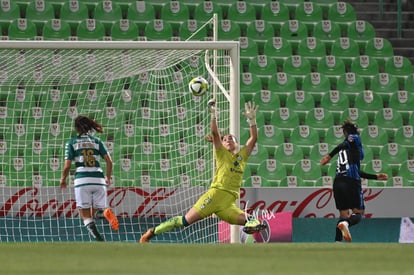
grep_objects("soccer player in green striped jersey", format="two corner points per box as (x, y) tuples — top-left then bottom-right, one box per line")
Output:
(60, 115), (119, 241)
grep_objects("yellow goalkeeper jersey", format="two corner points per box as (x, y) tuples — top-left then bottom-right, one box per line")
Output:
(210, 146), (249, 198)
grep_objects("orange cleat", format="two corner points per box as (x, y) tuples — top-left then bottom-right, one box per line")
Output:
(104, 208), (119, 231)
(337, 221), (352, 242)
(140, 228), (155, 243)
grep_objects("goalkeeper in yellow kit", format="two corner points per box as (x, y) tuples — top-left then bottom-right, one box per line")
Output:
(140, 100), (266, 243)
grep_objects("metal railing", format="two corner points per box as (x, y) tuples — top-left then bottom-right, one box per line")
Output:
(379, 0), (402, 38)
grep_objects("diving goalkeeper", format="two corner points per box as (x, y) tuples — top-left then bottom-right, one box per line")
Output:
(140, 100), (267, 242)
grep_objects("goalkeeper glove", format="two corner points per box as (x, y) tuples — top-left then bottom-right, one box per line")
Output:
(243, 101), (258, 126)
(208, 99), (216, 119)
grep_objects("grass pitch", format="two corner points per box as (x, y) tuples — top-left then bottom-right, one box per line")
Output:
(1, 242), (413, 275)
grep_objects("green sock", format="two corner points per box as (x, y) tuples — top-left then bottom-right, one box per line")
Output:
(154, 216), (184, 235)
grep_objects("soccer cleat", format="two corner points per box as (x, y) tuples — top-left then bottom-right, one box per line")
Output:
(104, 208), (119, 231)
(337, 221), (352, 242)
(243, 219), (268, 234)
(140, 228), (155, 243)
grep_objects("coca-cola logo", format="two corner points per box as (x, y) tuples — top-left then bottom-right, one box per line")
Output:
(240, 188), (383, 218)
(0, 187), (385, 218)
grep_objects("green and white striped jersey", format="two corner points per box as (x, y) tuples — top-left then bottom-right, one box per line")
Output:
(64, 134), (109, 187)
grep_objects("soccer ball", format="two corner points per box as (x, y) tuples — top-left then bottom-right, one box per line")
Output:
(189, 76), (209, 96)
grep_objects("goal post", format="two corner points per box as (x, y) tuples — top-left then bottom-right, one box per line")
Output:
(0, 39), (240, 243)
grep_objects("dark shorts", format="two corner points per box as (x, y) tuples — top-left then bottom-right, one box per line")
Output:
(333, 176), (365, 211)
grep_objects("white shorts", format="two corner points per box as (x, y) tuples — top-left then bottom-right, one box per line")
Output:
(75, 184), (107, 209)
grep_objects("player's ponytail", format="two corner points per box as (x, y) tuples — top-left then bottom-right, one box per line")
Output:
(74, 115), (104, 135)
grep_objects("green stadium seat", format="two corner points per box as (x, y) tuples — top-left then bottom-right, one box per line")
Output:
(370, 72), (399, 103)
(379, 142), (408, 174)
(282, 55), (312, 86)
(217, 19), (241, 41)
(248, 55), (277, 80)
(397, 160), (414, 186)
(323, 124), (345, 145)
(280, 175), (304, 187)
(363, 159), (393, 187)
(402, 73), (414, 93)
(297, 37), (327, 68)
(360, 125), (389, 156)
(285, 90), (315, 122)
(354, 90), (384, 123)
(309, 0), (338, 16)
(8, 18), (38, 40)
(239, 36), (259, 66)
(394, 125), (414, 157)
(110, 19), (139, 40)
(179, 19), (208, 41)
(76, 19), (106, 40)
(373, 107), (403, 139)
(316, 55), (346, 87)
(227, 1), (256, 32)
(25, 0), (55, 30)
(279, 20), (308, 50)
(93, 0), (123, 29)
(289, 125), (320, 155)
(313, 20), (341, 53)
(160, 0), (190, 31)
(144, 19), (173, 41)
(42, 19), (72, 40)
(257, 159), (287, 186)
(336, 72), (366, 101)
(340, 107), (369, 129)
(0, 0), (20, 33)
(246, 20), (275, 48)
(126, 1), (155, 34)
(266, 72), (297, 104)
(330, 37), (360, 68)
(193, 1), (223, 23)
(260, 1), (290, 33)
(274, 143), (304, 174)
(328, 1), (356, 32)
(240, 72), (262, 100)
(292, 159), (323, 185)
(278, 0), (304, 13)
(350, 55), (379, 89)
(252, 89), (280, 115)
(59, 0), (89, 30)
(305, 107), (335, 139)
(301, 72), (331, 103)
(263, 37), (293, 69)
(384, 56), (414, 89)
(320, 90), (349, 123)
(270, 107), (300, 139)
(257, 123), (285, 149)
(364, 37), (394, 69)
(308, 142), (334, 173)
(294, 2), (323, 33)
(347, 20), (376, 51)
(389, 90), (414, 122)
(248, 143), (270, 168)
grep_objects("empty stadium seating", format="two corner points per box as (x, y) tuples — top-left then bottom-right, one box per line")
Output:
(1, 0), (413, 189)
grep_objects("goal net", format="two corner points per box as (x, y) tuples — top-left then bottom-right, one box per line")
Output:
(0, 40), (239, 243)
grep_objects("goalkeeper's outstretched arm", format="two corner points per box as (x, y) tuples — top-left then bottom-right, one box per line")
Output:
(243, 101), (258, 157)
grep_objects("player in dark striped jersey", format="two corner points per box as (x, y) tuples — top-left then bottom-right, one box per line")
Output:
(60, 115), (119, 241)
(320, 120), (388, 242)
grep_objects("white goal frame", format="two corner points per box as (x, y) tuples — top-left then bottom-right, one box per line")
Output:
(0, 40), (241, 243)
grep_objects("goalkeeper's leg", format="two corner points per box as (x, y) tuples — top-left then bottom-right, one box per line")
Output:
(140, 208), (204, 243)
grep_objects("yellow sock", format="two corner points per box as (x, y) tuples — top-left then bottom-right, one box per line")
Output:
(154, 216), (184, 235)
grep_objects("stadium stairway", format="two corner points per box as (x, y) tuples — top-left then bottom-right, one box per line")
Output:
(347, 0), (414, 68)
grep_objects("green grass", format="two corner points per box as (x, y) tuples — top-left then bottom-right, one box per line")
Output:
(1, 243), (413, 275)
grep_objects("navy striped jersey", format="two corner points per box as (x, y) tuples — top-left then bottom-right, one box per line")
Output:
(333, 134), (364, 180)
(64, 134), (108, 187)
